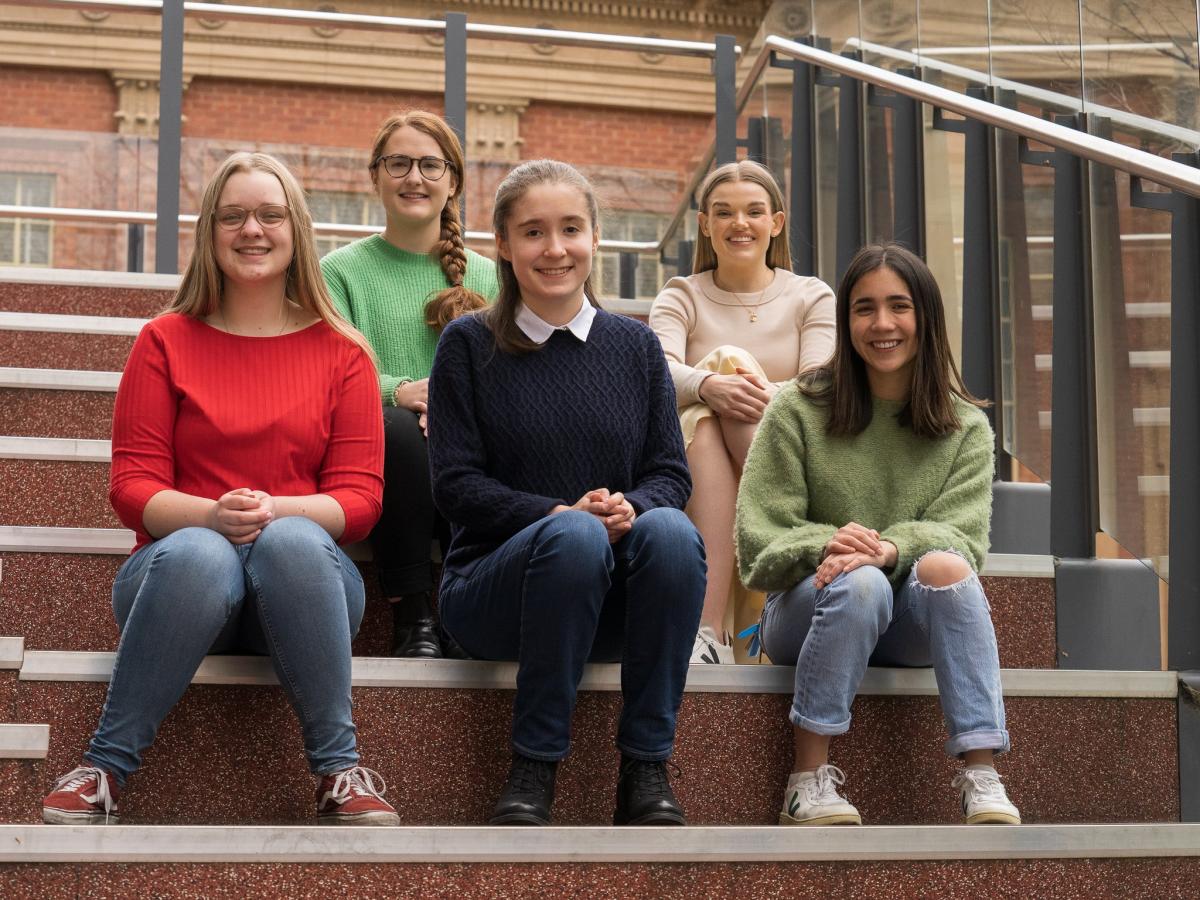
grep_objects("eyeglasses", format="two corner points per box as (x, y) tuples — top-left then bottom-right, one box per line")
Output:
(371, 154), (453, 181)
(213, 204), (290, 231)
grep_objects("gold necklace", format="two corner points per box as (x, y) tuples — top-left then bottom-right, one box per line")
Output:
(712, 271), (772, 323)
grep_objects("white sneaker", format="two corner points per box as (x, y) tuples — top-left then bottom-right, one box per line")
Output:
(779, 764), (862, 826)
(690, 625), (734, 665)
(952, 766), (1021, 824)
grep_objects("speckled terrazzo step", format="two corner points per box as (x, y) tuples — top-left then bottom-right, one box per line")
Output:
(0, 389), (114, 440)
(0, 331), (135, 373)
(0, 272), (173, 319)
(0, 539), (1058, 668)
(1, 659), (1178, 826)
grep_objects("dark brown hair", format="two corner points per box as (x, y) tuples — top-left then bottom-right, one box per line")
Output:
(800, 242), (986, 438)
(369, 110), (487, 330)
(483, 159), (601, 355)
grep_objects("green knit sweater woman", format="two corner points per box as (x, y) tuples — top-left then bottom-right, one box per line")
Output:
(321, 110), (498, 659)
(736, 243), (1020, 828)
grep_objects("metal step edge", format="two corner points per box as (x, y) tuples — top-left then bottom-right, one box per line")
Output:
(0, 311), (147, 336)
(16, 651), (1177, 697)
(0, 436), (112, 462)
(0, 367), (120, 391)
(0, 268), (179, 291)
(1, 823), (1198, 863)
(0, 528), (1054, 579)
(0, 636), (24, 670)
(0, 723), (49, 758)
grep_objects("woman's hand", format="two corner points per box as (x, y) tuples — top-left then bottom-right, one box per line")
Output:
(823, 522), (883, 558)
(394, 378), (430, 416)
(550, 488), (637, 543)
(814, 541), (899, 589)
(698, 372), (772, 423)
(206, 488), (272, 545)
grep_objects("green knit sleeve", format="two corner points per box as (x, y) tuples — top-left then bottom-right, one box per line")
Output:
(880, 410), (994, 583)
(735, 387), (838, 591)
(465, 250), (500, 301)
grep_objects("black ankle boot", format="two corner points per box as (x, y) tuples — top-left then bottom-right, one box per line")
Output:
(489, 753), (558, 826)
(390, 592), (442, 659)
(613, 756), (685, 826)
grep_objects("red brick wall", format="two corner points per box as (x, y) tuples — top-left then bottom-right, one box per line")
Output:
(182, 78), (441, 150)
(0, 66), (117, 132)
(520, 100), (710, 174)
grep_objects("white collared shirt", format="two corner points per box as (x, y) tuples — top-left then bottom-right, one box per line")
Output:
(514, 301), (597, 344)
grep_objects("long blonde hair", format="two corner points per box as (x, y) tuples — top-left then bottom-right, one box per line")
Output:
(369, 110), (488, 330)
(693, 160), (792, 274)
(167, 151), (376, 363)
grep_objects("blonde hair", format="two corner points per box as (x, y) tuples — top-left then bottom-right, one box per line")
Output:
(693, 160), (792, 274)
(369, 110), (488, 330)
(167, 151), (376, 363)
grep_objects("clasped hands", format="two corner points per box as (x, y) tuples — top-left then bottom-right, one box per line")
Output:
(551, 488), (636, 544)
(697, 367), (778, 423)
(395, 378), (429, 435)
(207, 488), (276, 545)
(814, 522), (898, 590)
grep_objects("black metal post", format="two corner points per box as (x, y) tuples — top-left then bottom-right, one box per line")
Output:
(618, 251), (638, 299)
(676, 239), (695, 277)
(746, 117), (766, 165)
(126, 223), (145, 273)
(832, 52), (863, 285)
(443, 13), (467, 152)
(773, 43), (817, 276)
(154, 0), (184, 274)
(714, 35), (737, 166)
(868, 70), (924, 256)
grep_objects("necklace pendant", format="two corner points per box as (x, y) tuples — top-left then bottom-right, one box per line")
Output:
(750, 312), (758, 323)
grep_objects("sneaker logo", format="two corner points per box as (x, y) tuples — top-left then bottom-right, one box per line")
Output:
(961, 794), (970, 817)
(700, 645), (721, 664)
(788, 793), (801, 818)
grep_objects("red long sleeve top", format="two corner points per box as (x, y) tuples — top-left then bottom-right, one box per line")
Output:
(109, 313), (384, 553)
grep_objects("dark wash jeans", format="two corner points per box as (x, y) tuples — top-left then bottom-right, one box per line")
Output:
(438, 507), (705, 762)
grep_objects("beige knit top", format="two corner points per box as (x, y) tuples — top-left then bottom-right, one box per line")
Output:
(649, 269), (836, 407)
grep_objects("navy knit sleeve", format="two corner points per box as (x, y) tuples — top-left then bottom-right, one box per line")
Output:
(625, 325), (692, 513)
(428, 319), (567, 536)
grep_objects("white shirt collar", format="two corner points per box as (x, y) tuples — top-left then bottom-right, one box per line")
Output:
(514, 301), (597, 344)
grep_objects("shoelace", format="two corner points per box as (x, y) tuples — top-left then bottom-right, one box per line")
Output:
(951, 768), (1007, 803)
(328, 766), (388, 804)
(621, 758), (682, 794)
(54, 765), (116, 821)
(508, 758), (554, 796)
(805, 764), (850, 806)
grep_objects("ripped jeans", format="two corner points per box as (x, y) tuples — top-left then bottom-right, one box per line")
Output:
(759, 558), (1009, 757)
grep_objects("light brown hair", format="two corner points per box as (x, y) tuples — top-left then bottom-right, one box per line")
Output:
(166, 151), (375, 362)
(369, 110), (487, 330)
(800, 242), (986, 438)
(484, 159), (601, 355)
(693, 160), (791, 274)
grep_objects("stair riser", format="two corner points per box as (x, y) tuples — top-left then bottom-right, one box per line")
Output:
(0, 390), (113, 440)
(0, 333), (134, 373)
(0, 283), (171, 319)
(0, 553), (1056, 668)
(8, 682), (1177, 825)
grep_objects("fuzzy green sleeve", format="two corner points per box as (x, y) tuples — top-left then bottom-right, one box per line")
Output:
(735, 389), (837, 591)
(879, 412), (994, 582)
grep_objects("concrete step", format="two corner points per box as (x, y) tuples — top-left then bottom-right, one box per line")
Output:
(0, 389), (113, 440)
(0, 270), (173, 318)
(0, 331), (134, 373)
(3, 659), (1179, 826)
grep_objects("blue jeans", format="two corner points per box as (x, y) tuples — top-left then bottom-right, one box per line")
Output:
(760, 561), (1009, 757)
(438, 508), (705, 762)
(85, 518), (365, 784)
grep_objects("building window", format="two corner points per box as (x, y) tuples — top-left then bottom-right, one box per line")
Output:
(599, 210), (668, 299)
(0, 173), (54, 267)
(308, 190), (384, 257)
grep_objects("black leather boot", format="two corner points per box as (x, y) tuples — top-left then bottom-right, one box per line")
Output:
(612, 756), (685, 826)
(390, 592), (442, 658)
(489, 753), (558, 826)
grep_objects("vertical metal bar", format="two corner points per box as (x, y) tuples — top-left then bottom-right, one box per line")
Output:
(1048, 114), (1095, 560)
(891, 69), (924, 256)
(126, 223), (144, 273)
(714, 34), (737, 166)
(154, 0), (184, 275)
(957, 87), (997, 418)
(1179, 672), (1200, 820)
(834, 53), (863, 285)
(618, 251), (638, 299)
(443, 13), (467, 152)
(789, 48), (816, 276)
(676, 239), (695, 278)
(746, 117), (766, 165)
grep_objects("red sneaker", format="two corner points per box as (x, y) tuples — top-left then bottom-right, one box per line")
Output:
(316, 766), (400, 826)
(42, 765), (121, 825)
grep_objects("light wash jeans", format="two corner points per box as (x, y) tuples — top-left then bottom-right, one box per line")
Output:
(439, 508), (705, 762)
(760, 560), (1009, 757)
(85, 518), (365, 784)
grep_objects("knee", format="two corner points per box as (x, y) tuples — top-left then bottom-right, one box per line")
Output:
(151, 527), (239, 576)
(631, 507), (702, 553)
(826, 566), (892, 622)
(914, 551), (973, 589)
(253, 516), (334, 561)
(539, 510), (610, 557)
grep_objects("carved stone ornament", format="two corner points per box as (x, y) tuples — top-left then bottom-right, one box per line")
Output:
(311, 3), (342, 40)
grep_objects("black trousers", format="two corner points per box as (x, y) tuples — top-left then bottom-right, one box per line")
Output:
(371, 406), (445, 597)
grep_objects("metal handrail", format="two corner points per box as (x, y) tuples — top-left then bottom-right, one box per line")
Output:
(3, 0), (732, 57)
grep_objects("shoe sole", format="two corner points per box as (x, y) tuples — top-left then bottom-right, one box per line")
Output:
(613, 812), (686, 826)
(965, 811), (1021, 825)
(43, 808), (119, 825)
(489, 812), (550, 826)
(778, 812), (862, 826)
(318, 811), (401, 826)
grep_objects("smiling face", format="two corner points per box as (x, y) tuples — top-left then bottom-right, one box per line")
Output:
(848, 264), (920, 398)
(372, 125), (455, 230)
(496, 181), (597, 319)
(698, 179), (784, 272)
(213, 169), (294, 290)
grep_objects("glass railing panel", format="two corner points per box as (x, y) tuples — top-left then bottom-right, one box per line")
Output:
(811, 0), (860, 55)
(914, 0), (992, 79)
(860, 0), (918, 72)
(1088, 137), (1173, 578)
(1081, 0), (1199, 144)
(987, 0), (1084, 111)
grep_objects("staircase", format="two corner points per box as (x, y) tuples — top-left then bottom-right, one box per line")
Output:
(0, 269), (1195, 895)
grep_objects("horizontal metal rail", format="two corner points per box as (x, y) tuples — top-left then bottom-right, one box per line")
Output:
(3, 0), (730, 57)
